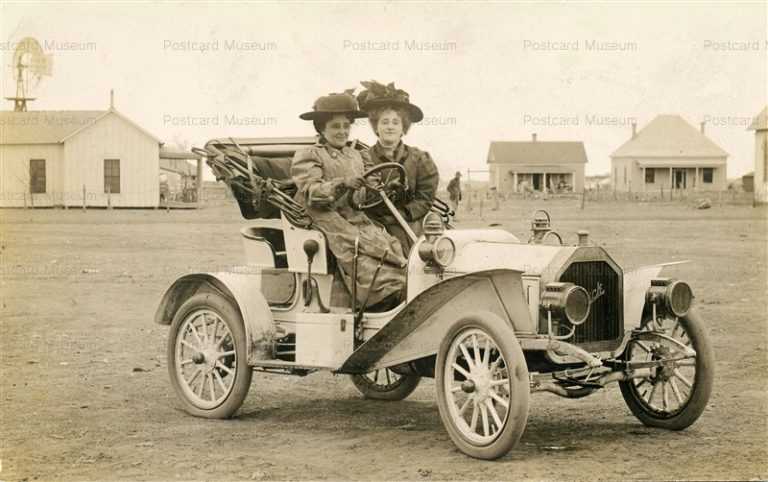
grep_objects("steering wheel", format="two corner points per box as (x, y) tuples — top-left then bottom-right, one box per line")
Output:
(352, 162), (408, 210)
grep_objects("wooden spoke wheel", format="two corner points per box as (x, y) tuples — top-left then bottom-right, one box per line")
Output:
(350, 368), (421, 401)
(619, 308), (714, 430)
(167, 292), (252, 418)
(435, 313), (530, 460)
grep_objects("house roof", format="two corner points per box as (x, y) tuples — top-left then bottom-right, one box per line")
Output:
(611, 114), (728, 158)
(160, 157), (197, 176)
(0, 110), (104, 144)
(0, 109), (161, 144)
(487, 141), (587, 165)
(748, 106), (767, 131)
(159, 147), (202, 160)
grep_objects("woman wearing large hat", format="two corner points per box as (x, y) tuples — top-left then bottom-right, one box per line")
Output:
(357, 81), (440, 253)
(291, 90), (406, 308)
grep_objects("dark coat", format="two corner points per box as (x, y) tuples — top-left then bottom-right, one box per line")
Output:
(447, 177), (462, 202)
(361, 142), (440, 251)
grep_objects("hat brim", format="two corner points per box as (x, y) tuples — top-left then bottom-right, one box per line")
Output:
(362, 99), (424, 123)
(299, 110), (368, 121)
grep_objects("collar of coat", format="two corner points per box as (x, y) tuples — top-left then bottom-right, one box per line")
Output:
(371, 141), (409, 163)
(314, 137), (359, 155)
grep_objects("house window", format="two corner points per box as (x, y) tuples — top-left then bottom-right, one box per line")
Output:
(702, 168), (713, 184)
(104, 159), (121, 194)
(645, 168), (655, 184)
(30, 159), (46, 193)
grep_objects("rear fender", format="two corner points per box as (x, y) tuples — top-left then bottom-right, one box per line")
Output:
(155, 272), (275, 362)
(339, 269), (531, 374)
(623, 261), (690, 330)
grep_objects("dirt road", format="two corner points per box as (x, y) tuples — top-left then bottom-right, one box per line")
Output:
(1, 199), (766, 481)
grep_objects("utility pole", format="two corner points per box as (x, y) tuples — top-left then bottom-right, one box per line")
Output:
(466, 168), (472, 211)
(465, 169), (491, 213)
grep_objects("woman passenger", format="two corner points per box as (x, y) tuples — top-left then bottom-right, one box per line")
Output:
(357, 81), (439, 254)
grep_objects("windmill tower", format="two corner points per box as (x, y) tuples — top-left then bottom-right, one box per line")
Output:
(5, 37), (53, 111)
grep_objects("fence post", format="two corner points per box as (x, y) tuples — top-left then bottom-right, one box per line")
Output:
(107, 184), (112, 210)
(478, 196), (484, 220)
(466, 189), (472, 211)
(580, 190), (585, 210)
(166, 195), (170, 213)
(465, 169), (472, 212)
(83, 184), (87, 211)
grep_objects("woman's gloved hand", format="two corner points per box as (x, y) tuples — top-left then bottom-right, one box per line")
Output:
(386, 178), (403, 190)
(385, 250), (408, 268)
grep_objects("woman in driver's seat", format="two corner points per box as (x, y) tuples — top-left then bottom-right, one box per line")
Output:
(291, 91), (406, 308)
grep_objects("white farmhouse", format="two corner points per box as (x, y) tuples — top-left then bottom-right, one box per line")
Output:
(610, 115), (728, 193)
(487, 134), (587, 193)
(0, 101), (161, 208)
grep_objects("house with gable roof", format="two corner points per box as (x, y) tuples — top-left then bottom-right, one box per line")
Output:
(0, 97), (163, 207)
(487, 134), (587, 193)
(610, 115), (728, 192)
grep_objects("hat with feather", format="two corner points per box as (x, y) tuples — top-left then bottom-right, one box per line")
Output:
(299, 89), (368, 120)
(357, 80), (424, 123)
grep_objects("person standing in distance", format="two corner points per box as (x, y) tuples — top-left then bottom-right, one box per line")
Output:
(447, 171), (462, 219)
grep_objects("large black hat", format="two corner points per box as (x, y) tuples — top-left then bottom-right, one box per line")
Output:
(357, 80), (424, 123)
(299, 90), (368, 120)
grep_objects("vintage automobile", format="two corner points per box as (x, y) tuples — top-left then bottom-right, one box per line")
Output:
(155, 136), (714, 460)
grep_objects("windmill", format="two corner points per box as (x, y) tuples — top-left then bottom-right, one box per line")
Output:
(5, 37), (53, 111)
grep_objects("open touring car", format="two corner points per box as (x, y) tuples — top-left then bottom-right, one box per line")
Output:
(155, 136), (714, 459)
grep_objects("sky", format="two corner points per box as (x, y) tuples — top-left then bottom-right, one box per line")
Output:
(1, 1), (766, 180)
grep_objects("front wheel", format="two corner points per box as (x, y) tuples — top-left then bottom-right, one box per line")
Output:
(350, 369), (421, 401)
(435, 313), (530, 460)
(167, 291), (253, 418)
(619, 307), (714, 430)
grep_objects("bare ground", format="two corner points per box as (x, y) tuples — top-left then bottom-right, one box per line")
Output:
(1, 198), (766, 481)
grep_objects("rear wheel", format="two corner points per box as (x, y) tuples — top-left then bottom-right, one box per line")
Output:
(435, 313), (529, 460)
(619, 308), (714, 430)
(350, 369), (421, 401)
(167, 292), (252, 418)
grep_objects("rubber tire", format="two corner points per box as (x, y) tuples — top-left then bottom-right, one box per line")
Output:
(435, 312), (530, 460)
(619, 308), (714, 430)
(350, 370), (421, 401)
(167, 291), (253, 419)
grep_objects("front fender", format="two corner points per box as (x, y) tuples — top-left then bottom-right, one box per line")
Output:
(339, 269), (532, 374)
(155, 272), (275, 363)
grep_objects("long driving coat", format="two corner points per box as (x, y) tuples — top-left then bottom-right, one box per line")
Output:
(291, 141), (405, 306)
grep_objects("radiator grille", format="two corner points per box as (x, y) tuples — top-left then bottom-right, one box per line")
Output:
(559, 261), (621, 344)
